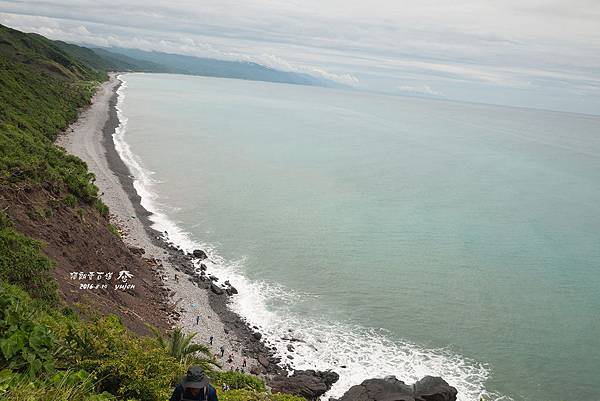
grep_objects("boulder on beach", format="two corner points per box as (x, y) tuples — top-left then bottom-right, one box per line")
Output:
(127, 246), (145, 255)
(192, 249), (208, 259)
(210, 283), (224, 295)
(269, 369), (339, 400)
(332, 375), (457, 401)
(258, 355), (270, 368)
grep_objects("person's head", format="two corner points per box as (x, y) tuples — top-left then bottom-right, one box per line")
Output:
(181, 365), (209, 393)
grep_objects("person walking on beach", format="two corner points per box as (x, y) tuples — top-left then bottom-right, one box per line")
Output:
(220, 346), (225, 358)
(209, 335), (213, 345)
(242, 358), (246, 368)
(196, 315), (200, 325)
(169, 366), (218, 401)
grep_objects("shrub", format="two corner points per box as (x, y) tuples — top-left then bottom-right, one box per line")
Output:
(218, 389), (307, 401)
(211, 371), (266, 391)
(107, 224), (120, 238)
(64, 315), (185, 401)
(94, 199), (109, 217)
(64, 194), (78, 208)
(0, 284), (56, 376)
(0, 368), (116, 401)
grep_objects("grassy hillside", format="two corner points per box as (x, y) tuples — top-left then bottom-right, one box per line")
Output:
(0, 24), (106, 81)
(0, 24), (306, 400)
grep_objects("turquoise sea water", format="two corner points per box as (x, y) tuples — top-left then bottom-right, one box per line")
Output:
(115, 73), (600, 401)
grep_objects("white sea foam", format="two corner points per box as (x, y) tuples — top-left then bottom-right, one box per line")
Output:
(112, 74), (510, 401)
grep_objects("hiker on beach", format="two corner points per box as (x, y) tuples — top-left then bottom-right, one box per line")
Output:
(196, 315), (200, 325)
(220, 346), (225, 357)
(169, 366), (218, 401)
(209, 335), (213, 345)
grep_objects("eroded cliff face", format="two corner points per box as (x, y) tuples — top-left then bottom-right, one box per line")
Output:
(0, 184), (171, 334)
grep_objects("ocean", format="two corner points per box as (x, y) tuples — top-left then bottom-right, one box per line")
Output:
(114, 73), (600, 401)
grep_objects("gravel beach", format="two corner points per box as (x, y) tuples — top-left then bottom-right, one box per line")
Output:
(56, 74), (263, 373)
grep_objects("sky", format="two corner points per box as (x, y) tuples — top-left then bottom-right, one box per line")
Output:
(1, 0), (599, 115)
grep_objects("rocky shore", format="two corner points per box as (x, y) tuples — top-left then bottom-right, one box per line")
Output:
(56, 74), (341, 398)
(56, 74), (458, 401)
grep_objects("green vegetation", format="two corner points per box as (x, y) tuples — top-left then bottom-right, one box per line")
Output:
(211, 371), (266, 392)
(0, 283), (305, 400)
(218, 390), (306, 401)
(0, 211), (57, 304)
(107, 223), (121, 238)
(150, 326), (218, 371)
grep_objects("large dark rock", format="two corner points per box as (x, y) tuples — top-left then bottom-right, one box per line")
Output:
(192, 249), (208, 260)
(258, 355), (270, 368)
(332, 375), (457, 401)
(269, 369), (339, 401)
(210, 283), (224, 295)
(128, 246), (145, 256)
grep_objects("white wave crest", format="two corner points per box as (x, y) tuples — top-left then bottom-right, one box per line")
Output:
(112, 74), (509, 401)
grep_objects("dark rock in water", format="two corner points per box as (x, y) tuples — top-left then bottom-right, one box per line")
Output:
(287, 344), (295, 352)
(200, 263), (207, 271)
(287, 355), (294, 359)
(192, 249), (208, 260)
(209, 275), (218, 282)
(414, 376), (458, 401)
(253, 332), (262, 340)
(333, 375), (457, 401)
(269, 370), (339, 401)
(210, 283), (224, 295)
(228, 285), (238, 294)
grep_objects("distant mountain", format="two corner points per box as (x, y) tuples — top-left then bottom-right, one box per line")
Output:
(94, 47), (344, 88)
(0, 22), (344, 88)
(58, 45), (168, 73)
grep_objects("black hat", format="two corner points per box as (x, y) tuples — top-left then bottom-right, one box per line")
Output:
(181, 366), (210, 389)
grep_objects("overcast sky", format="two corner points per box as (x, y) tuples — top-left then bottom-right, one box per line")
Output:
(1, 0), (599, 114)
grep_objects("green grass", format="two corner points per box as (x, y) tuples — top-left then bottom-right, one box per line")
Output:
(107, 223), (121, 238)
(0, 211), (57, 304)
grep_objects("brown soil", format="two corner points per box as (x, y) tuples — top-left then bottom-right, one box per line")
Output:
(0, 183), (171, 335)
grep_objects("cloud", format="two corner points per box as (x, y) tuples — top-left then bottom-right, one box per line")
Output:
(0, 0), (599, 113)
(397, 84), (445, 97)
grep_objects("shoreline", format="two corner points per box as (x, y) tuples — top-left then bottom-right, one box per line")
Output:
(55, 72), (472, 401)
(57, 73), (279, 376)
